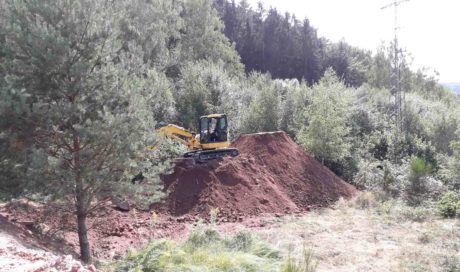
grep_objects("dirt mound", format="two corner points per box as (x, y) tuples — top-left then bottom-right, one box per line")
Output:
(161, 131), (356, 220)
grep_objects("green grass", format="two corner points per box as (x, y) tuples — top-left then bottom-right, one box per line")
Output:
(111, 224), (316, 272)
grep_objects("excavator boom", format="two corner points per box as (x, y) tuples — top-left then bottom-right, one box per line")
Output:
(157, 124), (198, 150)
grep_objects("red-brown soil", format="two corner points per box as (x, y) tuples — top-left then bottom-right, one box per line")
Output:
(160, 131), (356, 221)
(0, 200), (189, 261)
(0, 131), (356, 264)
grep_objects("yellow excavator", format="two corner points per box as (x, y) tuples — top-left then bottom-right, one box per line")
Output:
(132, 114), (239, 183)
(155, 113), (239, 163)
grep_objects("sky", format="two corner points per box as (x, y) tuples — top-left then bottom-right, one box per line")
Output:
(246, 0), (460, 83)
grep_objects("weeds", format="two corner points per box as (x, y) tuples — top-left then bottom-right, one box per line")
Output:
(150, 211), (158, 228)
(352, 191), (376, 209)
(395, 206), (431, 222)
(280, 248), (317, 272)
(112, 206), (319, 272)
(113, 224), (290, 271)
(110, 195), (460, 272)
(209, 207), (220, 225)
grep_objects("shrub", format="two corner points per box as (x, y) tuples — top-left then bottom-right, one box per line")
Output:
(405, 157), (432, 205)
(375, 199), (395, 215)
(438, 191), (460, 218)
(396, 206), (430, 222)
(409, 158), (432, 191)
(353, 191), (376, 209)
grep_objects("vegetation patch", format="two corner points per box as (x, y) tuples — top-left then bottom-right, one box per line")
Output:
(438, 191), (460, 218)
(112, 224), (316, 272)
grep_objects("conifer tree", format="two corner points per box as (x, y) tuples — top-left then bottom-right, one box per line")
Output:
(1, 0), (172, 263)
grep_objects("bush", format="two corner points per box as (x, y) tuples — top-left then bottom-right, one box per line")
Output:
(396, 206), (430, 222)
(438, 191), (460, 218)
(353, 191), (376, 209)
(405, 157), (433, 205)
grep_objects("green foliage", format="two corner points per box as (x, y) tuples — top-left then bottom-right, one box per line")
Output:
(0, 84), (33, 198)
(0, 0), (195, 262)
(172, 61), (246, 132)
(278, 80), (312, 137)
(406, 157), (433, 200)
(296, 69), (351, 170)
(1, 0), (460, 264)
(181, 0), (243, 74)
(241, 73), (281, 133)
(396, 205), (430, 222)
(325, 41), (371, 87)
(114, 226), (285, 272)
(431, 116), (458, 155)
(446, 129), (460, 189)
(174, 62), (214, 130)
(118, 0), (183, 71)
(367, 45), (392, 89)
(437, 191), (460, 218)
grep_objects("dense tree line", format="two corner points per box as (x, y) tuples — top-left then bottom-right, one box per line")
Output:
(214, 0), (449, 98)
(1, 0), (459, 264)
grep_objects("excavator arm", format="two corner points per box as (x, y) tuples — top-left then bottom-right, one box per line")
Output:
(156, 124), (198, 150)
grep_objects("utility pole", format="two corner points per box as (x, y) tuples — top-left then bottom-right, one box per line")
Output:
(381, 0), (409, 132)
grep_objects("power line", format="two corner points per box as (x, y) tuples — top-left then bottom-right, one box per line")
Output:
(381, 0), (409, 132)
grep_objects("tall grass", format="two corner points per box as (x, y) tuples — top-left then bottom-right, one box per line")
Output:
(112, 223), (317, 272)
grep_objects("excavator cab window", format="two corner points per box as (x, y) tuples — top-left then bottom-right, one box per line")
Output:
(199, 115), (228, 144)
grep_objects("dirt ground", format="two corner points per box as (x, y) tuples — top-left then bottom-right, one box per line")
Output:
(2, 198), (458, 271)
(0, 200), (190, 261)
(0, 131), (358, 270)
(0, 213), (95, 272)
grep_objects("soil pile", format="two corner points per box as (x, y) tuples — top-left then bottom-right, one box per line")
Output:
(161, 131), (356, 220)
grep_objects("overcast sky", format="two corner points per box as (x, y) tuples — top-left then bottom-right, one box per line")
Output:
(246, 0), (459, 83)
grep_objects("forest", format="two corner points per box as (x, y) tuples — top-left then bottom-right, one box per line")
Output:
(0, 0), (460, 268)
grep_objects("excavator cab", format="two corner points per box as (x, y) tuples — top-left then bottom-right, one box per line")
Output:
(199, 114), (229, 144)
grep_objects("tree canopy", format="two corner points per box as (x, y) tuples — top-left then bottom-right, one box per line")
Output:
(1, 0), (459, 264)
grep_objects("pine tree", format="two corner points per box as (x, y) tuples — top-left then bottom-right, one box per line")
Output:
(1, 0), (172, 263)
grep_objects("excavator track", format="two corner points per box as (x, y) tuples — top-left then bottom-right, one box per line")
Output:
(184, 148), (239, 164)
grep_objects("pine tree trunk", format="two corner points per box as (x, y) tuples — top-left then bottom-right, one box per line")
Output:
(76, 208), (91, 264)
(73, 128), (92, 263)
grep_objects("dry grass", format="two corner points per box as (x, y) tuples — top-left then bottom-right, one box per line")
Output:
(112, 194), (459, 271)
(254, 195), (460, 272)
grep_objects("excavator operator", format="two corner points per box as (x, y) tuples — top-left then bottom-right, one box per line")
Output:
(209, 118), (219, 142)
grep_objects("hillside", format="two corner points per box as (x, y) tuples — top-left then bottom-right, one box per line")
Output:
(443, 82), (460, 95)
(1, 0), (459, 269)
